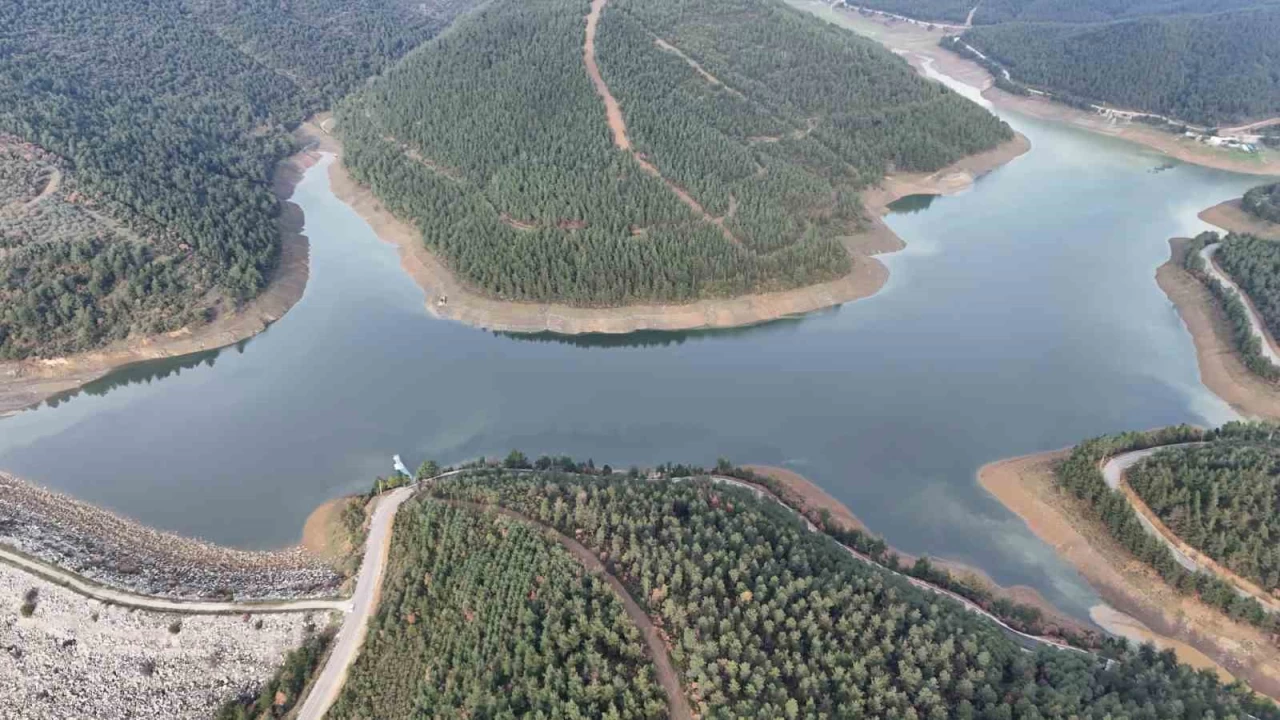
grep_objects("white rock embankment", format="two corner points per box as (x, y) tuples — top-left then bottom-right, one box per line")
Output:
(0, 561), (329, 720)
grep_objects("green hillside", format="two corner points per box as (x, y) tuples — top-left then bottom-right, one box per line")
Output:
(337, 0), (1013, 306)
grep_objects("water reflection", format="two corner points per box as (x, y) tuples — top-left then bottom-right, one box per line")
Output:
(494, 313), (820, 349)
(38, 346), (234, 410)
(887, 193), (939, 215)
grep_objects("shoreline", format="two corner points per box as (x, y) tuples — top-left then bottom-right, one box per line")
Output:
(1158, 237), (1280, 419)
(1201, 199), (1280, 240)
(327, 123), (1029, 334)
(0, 123), (325, 417)
(0, 471), (340, 601)
(978, 450), (1280, 700)
(804, 1), (1280, 176)
(743, 463), (1093, 639)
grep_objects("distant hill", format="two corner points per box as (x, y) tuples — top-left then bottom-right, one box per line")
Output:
(962, 7), (1280, 125)
(847, 0), (1280, 125)
(337, 0), (1013, 307)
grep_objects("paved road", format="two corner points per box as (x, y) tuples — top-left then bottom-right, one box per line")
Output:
(296, 484), (414, 720)
(1200, 243), (1280, 368)
(0, 545), (351, 614)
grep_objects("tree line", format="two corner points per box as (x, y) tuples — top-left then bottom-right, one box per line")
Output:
(1244, 182), (1280, 224)
(337, 0), (1012, 306)
(959, 6), (1280, 125)
(414, 467), (1279, 719)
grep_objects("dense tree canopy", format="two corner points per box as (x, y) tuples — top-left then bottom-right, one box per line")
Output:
(851, 0), (1280, 25)
(1127, 436), (1280, 593)
(961, 8), (1280, 125)
(329, 499), (667, 720)
(1055, 423), (1280, 632)
(391, 468), (1280, 719)
(1244, 182), (1280, 224)
(338, 0), (1012, 306)
(0, 0), (480, 359)
(1214, 232), (1280, 352)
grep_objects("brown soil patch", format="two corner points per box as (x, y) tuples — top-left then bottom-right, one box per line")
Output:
(300, 496), (359, 567)
(443, 500), (694, 720)
(1090, 604), (1237, 684)
(978, 451), (1280, 701)
(21, 166), (61, 210)
(584, 0), (630, 151)
(1201, 199), (1280, 240)
(1157, 238), (1280, 419)
(0, 119), (326, 416)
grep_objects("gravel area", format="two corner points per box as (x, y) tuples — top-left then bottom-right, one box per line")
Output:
(0, 561), (327, 720)
(1, 473), (340, 600)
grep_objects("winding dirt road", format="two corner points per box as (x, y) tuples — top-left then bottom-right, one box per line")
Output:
(1101, 445), (1280, 614)
(1200, 243), (1280, 368)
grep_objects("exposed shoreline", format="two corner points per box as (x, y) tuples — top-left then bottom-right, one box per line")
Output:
(804, 1), (1280, 176)
(978, 451), (1280, 700)
(327, 123), (1029, 334)
(744, 463), (1093, 640)
(0, 471), (340, 601)
(1158, 214), (1280, 419)
(0, 125), (325, 417)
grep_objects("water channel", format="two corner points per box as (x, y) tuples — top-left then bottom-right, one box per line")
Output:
(0, 80), (1260, 623)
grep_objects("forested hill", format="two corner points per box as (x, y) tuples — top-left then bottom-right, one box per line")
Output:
(1126, 430), (1280, 594)
(960, 7), (1280, 125)
(329, 466), (1280, 718)
(337, 0), (1012, 307)
(1245, 183), (1280, 224)
(0, 0), (481, 360)
(849, 0), (1280, 25)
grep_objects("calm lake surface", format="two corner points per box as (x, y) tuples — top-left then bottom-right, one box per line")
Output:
(0, 84), (1261, 621)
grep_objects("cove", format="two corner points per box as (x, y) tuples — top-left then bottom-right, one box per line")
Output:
(0, 110), (1259, 622)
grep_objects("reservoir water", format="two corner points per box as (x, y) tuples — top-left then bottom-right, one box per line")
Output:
(0, 106), (1260, 621)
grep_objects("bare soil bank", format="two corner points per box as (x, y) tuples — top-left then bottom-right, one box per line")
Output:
(0, 124), (327, 417)
(1157, 238), (1280, 419)
(1201, 199), (1280, 240)
(745, 462), (1091, 639)
(328, 124), (1028, 334)
(825, 6), (1280, 176)
(979, 451), (1280, 700)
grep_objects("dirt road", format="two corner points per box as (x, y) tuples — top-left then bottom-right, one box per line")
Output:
(1200, 243), (1280, 368)
(295, 485), (414, 720)
(0, 545), (350, 615)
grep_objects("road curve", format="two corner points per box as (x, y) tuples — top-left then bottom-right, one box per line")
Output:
(1100, 446), (1202, 572)
(1200, 243), (1280, 368)
(0, 544), (351, 614)
(1102, 445), (1280, 615)
(296, 484), (414, 720)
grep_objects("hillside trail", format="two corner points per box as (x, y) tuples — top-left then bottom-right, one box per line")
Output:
(442, 499), (696, 720)
(583, 0), (741, 246)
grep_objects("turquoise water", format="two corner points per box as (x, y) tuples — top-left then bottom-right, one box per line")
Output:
(0, 109), (1260, 621)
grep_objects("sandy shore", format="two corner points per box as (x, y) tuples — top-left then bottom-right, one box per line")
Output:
(1201, 199), (1280, 240)
(806, 2), (1280, 176)
(978, 451), (1280, 700)
(744, 462), (1091, 639)
(328, 124), (1028, 334)
(0, 124), (328, 417)
(1158, 238), (1280, 419)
